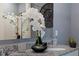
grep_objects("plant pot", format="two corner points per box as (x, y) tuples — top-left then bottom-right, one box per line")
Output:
(69, 43), (76, 48)
(31, 37), (47, 53)
(31, 30), (47, 52)
(31, 43), (47, 53)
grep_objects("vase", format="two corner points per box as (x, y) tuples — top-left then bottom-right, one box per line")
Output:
(31, 30), (47, 53)
(69, 43), (76, 48)
(35, 30), (42, 45)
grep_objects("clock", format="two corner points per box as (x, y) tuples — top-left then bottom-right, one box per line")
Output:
(40, 3), (53, 28)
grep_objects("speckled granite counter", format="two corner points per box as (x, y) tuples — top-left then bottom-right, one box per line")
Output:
(9, 45), (79, 56)
(25, 45), (78, 56)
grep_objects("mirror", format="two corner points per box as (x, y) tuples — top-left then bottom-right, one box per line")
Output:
(0, 3), (53, 41)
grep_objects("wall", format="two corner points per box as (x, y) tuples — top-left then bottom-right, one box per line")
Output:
(53, 3), (71, 44)
(71, 3), (79, 45)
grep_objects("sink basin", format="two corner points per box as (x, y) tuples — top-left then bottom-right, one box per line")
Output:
(47, 48), (66, 51)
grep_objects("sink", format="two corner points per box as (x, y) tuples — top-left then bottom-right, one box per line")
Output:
(47, 48), (66, 51)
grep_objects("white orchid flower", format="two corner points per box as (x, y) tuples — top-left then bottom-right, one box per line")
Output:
(23, 8), (46, 38)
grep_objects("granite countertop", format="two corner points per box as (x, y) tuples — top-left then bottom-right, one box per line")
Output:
(9, 44), (78, 56)
(25, 45), (78, 56)
(0, 42), (78, 56)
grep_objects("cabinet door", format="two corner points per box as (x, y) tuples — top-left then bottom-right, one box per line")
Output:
(63, 50), (78, 56)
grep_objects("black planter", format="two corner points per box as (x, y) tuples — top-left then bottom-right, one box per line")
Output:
(31, 36), (47, 52)
(31, 42), (47, 53)
(31, 30), (47, 53)
(69, 43), (76, 48)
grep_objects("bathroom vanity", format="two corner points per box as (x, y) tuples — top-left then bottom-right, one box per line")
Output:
(3, 43), (77, 56)
(0, 42), (78, 56)
(25, 49), (78, 56)
(25, 45), (79, 56)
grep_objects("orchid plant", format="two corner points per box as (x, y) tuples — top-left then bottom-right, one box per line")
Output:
(21, 8), (46, 38)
